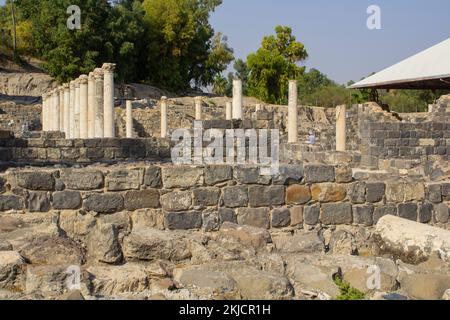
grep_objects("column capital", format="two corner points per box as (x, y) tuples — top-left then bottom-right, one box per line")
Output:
(194, 96), (203, 103)
(161, 96), (168, 101)
(102, 63), (116, 72)
(88, 72), (95, 80)
(63, 83), (70, 90)
(93, 68), (104, 79)
(79, 74), (89, 85)
(74, 79), (80, 88)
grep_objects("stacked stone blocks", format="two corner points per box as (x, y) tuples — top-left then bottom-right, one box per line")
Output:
(0, 164), (448, 230)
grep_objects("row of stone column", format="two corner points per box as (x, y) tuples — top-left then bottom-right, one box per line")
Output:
(41, 63), (116, 139)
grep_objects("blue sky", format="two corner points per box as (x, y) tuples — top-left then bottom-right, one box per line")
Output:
(211, 0), (450, 84)
(2, 0), (449, 84)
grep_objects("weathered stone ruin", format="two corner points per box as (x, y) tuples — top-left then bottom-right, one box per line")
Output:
(1, 70), (450, 301)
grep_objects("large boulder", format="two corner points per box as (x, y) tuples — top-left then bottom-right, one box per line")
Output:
(25, 265), (91, 298)
(285, 254), (398, 296)
(19, 236), (85, 265)
(376, 215), (450, 263)
(273, 232), (324, 254)
(0, 251), (25, 289)
(173, 266), (236, 293)
(87, 264), (150, 297)
(399, 273), (450, 300)
(87, 222), (123, 265)
(0, 212), (61, 250)
(219, 222), (271, 250)
(232, 269), (294, 300)
(122, 228), (191, 262)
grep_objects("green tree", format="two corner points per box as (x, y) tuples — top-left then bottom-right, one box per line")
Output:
(212, 74), (228, 96)
(246, 26), (308, 104)
(106, 1), (148, 82)
(142, 0), (233, 92)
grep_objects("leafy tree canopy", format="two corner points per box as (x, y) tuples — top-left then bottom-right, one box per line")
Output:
(246, 25), (308, 104)
(0, 0), (233, 92)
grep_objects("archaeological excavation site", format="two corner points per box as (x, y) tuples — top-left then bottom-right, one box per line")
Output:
(1, 1), (450, 306)
(1, 62), (450, 301)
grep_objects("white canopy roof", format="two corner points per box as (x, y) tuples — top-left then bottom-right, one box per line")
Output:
(349, 38), (450, 90)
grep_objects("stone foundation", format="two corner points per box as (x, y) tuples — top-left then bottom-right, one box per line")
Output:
(1, 164), (448, 229)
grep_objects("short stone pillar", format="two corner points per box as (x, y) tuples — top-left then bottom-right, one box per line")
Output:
(93, 68), (104, 138)
(102, 63), (116, 138)
(52, 89), (60, 132)
(59, 86), (64, 133)
(63, 84), (70, 137)
(288, 80), (298, 144)
(79, 75), (89, 139)
(336, 105), (346, 152)
(126, 100), (133, 138)
(74, 79), (81, 138)
(194, 96), (202, 120)
(87, 72), (96, 138)
(69, 81), (76, 139)
(232, 79), (243, 119)
(225, 101), (232, 120)
(160, 96), (168, 138)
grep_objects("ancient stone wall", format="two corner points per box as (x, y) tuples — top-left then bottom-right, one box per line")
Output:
(0, 134), (171, 164)
(0, 164), (448, 229)
(361, 121), (450, 167)
(0, 102), (42, 134)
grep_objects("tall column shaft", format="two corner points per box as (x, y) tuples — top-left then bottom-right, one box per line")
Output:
(161, 96), (168, 138)
(93, 68), (104, 138)
(87, 73), (95, 138)
(74, 80), (81, 138)
(194, 97), (202, 120)
(225, 102), (232, 120)
(79, 75), (89, 139)
(63, 84), (70, 137)
(53, 90), (60, 132)
(336, 105), (347, 152)
(232, 79), (243, 120)
(288, 80), (298, 144)
(102, 63), (116, 138)
(69, 81), (75, 139)
(49, 91), (55, 131)
(59, 87), (64, 132)
(41, 94), (47, 131)
(126, 100), (133, 138)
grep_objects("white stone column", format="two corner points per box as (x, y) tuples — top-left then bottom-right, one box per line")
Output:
(336, 105), (347, 152)
(93, 68), (104, 138)
(225, 101), (232, 120)
(63, 84), (70, 137)
(161, 96), (168, 138)
(232, 79), (243, 120)
(58, 87), (63, 132)
(48, 90), (54, 131)
(69, 81), (76, 139)
(126, 100), (133, 138)
(102, 63), (116, 138)
(194, 96), (202, 120)
(74, 79), (81, 138)
(255, 104), (262, 112)
(288, 80), (298, 144)
(53, 89), (60, 132)
(87, 72), (96, 138)
(79, 75), (89, 139)
(41, 93), (46, 131)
